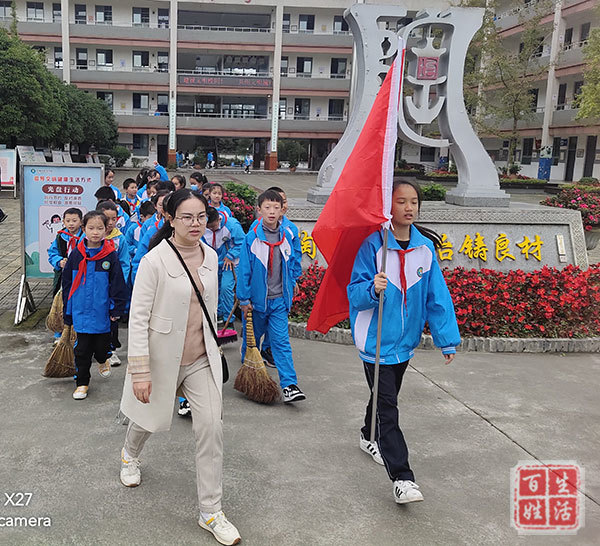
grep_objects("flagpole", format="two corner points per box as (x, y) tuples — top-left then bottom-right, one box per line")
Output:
(370, 226), (389, 444)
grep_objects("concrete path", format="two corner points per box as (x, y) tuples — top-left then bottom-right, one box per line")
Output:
(0, 326), (598, 545)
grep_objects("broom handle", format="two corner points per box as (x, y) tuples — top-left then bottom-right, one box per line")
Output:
(245, 310), (257, 348)
(220, 269), (238, 332)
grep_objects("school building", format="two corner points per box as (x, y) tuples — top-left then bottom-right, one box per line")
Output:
(1, 0), (598, 180)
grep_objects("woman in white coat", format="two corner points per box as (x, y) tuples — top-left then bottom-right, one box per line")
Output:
(119, 188), (241, 546)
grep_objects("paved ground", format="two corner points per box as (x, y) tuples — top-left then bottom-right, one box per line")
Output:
(0, 326), (598, 545)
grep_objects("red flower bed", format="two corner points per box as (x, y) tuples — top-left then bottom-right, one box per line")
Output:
(292, 264), (600, 338)
(222, 191), (255, 231)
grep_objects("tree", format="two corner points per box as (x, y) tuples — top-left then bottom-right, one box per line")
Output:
(462, 0), (553, 166)
(575, 26), (600, 120)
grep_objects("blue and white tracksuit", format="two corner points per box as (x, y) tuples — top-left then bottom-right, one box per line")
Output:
(203, 213), (245, 322)
(209, 201), (232, 218)
(47, 228), (84, 271)
(131, 218), (164, 284)
(237, 220), (301, 389)
(105, 228), (131, 287)
(124, 220), (143, 260)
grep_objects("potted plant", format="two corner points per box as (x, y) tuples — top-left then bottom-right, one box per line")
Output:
(542, 187), (600, 250)
(508, 163), (521, 179)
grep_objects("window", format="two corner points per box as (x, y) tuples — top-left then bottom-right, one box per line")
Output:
(330, 58), (347, 79)
(76, 48), (88, 70)
(96, 49), (113, 68)
(522, 137), (533, 165)
(157, 51), (168, 72)
(157, 93), (168, 113)
(74, 4), (86, 24)
(573, 81), (584, 103)
(552, 137), (561, 166)
(157, 8), (169, 28)
(133, 134), (149, 155)
(420, 147), (435, 162)
(282, 13), (290, 33)
(580, 23), (590, 43)
(564, 27), (573, 48)
(557, 83), (567, 110)
(294, 98), (310, 120)
(0, 1), (11, 19)
(132, 51), (150, 70)
(52, 3), (61, 22)
(529, 88), (539, 112)
(54, 46), (62, 68)
(333, 15), (348, 34)
(296, 57), (312, 77)
(279, 98), (287, 120)
(95, 5), (112, 25)
(280, 56), (288, 76)
(27, 2), (44, 22)
(328, 99), (344, 120)
(298, 14), (314, 33)
(133, 93), (149, 112)
(132, 7), (149, 27)
(97, 91), (113, 111)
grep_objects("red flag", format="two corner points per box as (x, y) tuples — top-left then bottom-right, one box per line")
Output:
(307, 45), (405, 334)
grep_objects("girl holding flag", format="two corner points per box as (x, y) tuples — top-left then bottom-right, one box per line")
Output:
(348, 179), (460, 504)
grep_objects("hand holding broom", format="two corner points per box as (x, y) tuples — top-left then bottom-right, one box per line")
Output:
(234, 310), (280, 404)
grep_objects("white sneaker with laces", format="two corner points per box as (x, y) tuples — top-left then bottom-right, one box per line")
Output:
(120, 449), (141, 487)
(359, 433), (384, 465)
(198, 511), (241, 545)
(109, 353), (121, 367)
(393, 480), (424, 504)
(98, 360), (111, 378)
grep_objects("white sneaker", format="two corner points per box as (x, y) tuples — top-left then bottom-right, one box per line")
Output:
(98, 360), (111, 378)
(393, 480), (424, 504)
(120, 449), (141, 487)
(109, 353), (121, 367)
(198, 511), (241, 545)
(72, 386), (88, 400)
(359, 433), (384, 465)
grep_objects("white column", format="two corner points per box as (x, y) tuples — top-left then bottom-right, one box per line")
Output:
(270, 4), (283, 154)
(168, 0), (178, 153)
(541, 0), (565, 147)
(61, 0), (70, 83)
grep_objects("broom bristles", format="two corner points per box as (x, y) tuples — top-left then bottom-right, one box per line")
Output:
(43, 326), (76, 378)
(234, 346), (280, 404)
(46, 290), (64, 333)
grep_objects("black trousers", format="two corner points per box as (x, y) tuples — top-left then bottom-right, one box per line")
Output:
(362, 361), (415, 482)
(74, 332), (111, 386)
(110, 320), (121, 351)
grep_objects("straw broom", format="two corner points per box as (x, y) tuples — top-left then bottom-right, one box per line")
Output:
(43, 325), (76, 378)
(234, 310), (280, 404)
(45, 289), (64, 334)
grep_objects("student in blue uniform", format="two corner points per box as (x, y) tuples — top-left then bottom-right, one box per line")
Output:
(348, 179), (461, 506)
(237, 190), (304, 403)
(123, 178), (141, 217)
(62, 211), (128, 400)
(48, 208), (84, 297)
(103, 168), (122, 200)
(204, 209), (245, 324)
(208, 183), (232, 218)
(125, 201), (156, 260)
(95, 186), (130, 232)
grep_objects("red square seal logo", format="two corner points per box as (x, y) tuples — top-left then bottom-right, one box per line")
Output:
(511, 461), (584, 535)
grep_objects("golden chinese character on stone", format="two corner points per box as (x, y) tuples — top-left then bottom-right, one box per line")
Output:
(458, 234), (474, 259)
(437, 233), (454, 261)
(516, 235), (544, 262)
(472, 232), (488, 261)
(300, 230), (317, 260)
(494, 233), (516, 262)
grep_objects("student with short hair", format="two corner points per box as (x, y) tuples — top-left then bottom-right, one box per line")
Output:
(103, 169), (122, 200)
(62, 211), (128, 399)
(95, 186), (130, 232)
(123, 178), (141, 216)
(237, 190), (304, 403)
(208, 183), (232, 218)
(125, 201), (156, 260)
(47, 208), (84, 297)
(172, 174), (186, 190)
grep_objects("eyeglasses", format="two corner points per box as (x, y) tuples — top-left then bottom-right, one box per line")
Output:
(175, 214), (207, 226)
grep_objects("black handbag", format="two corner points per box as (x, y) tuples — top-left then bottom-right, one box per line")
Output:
(166, 239), (229, 383)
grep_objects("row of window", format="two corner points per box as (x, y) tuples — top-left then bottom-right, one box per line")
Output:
(96, 92), (346, 120)
(517, 22), (591, 57)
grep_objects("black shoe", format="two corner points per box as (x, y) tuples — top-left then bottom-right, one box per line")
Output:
(261, 348), (276, 368)
(282, 385), (306, 403)
(178, 399), (191, 417)
(0, 213), (7, 223)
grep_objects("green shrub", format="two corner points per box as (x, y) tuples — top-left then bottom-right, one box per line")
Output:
(508, 163), (521, 175)
(224, 182), (257, 206)
(131, 157), (144, 169)
(500, 178), (547, 184)
(111, 145), (131, 167)
(579, 177), (599, 185)
(421, 183), (447, 201)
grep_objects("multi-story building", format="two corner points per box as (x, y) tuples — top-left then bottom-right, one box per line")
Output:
(2, 1), (596, 180)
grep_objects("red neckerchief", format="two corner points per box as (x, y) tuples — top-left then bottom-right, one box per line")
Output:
(397, 248), (415, 308)
(255, 220), (284, 275)
(58, 230), (81, 253)
(154, 218), (161, 229)
(68, 239), (115, 300)
(126, 197), (140, 209)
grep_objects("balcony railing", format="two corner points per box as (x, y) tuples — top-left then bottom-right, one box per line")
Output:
(177, 24), (270, 33)
(62, 64), (169, 73)
(562, 39), (588, 52)
(178, 68), (270, 78)
(114, 111), (348, 122)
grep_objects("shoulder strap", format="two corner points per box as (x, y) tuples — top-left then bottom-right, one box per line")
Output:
(165, 239), (219, 343)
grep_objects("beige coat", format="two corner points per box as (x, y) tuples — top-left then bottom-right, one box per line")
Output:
(120, 239), (222, 433)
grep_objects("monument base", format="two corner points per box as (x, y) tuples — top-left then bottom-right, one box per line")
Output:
(445, 189), (511, 208)
(306, 187), (331, 205)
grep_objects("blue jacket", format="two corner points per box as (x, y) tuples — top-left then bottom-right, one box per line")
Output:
(62, 241), (128, 334)
(251, 215), (302, 281)
(131, 218), (164, 283)
(203, 213), (245, 267)
(124, 220), (142, 259)
(105, 228), (131, 285)
(210, 202), (232, 218)
(47, 228), (83, 270)
(236, 219), (298, 313)
(348, 226), (461, 364)
(155, 163), (169, 181)
(109, 184), (122, 200)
